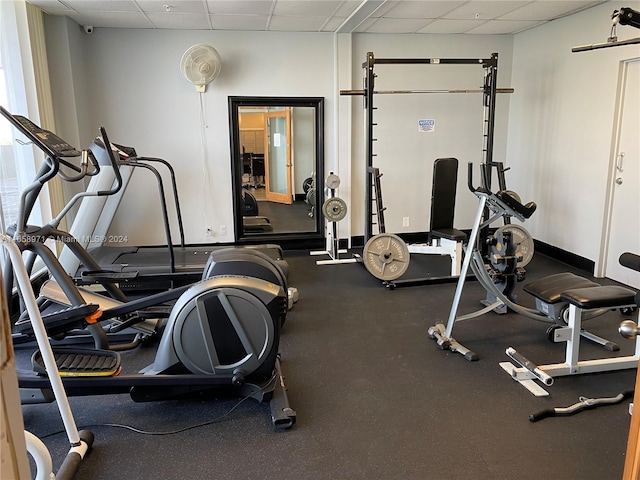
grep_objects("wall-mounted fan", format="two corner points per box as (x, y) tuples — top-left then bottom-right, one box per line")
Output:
(180, 44), (222, 92)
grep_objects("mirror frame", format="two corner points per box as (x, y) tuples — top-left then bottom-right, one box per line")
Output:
(229, 96), (325, 246)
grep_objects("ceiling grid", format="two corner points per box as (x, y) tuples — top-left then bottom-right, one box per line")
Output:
(27, 0), (607, 35)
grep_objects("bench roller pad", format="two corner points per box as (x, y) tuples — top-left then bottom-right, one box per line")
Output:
(524, 272), (600, 303)
(560, 286), (637, 309)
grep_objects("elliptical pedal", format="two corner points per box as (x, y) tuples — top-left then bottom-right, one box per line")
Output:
(32, 347), (121, 377)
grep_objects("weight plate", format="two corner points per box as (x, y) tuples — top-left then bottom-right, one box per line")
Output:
(302, 177), (313, 194)
(495, 224), (534, 267)
(322, 197), (347, 222)
(325, 174), (341, 190)
(306, 188), (316, 207)
(362, 233), (410, 281)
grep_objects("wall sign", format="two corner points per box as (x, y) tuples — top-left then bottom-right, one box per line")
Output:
(418, 119), (435, 132)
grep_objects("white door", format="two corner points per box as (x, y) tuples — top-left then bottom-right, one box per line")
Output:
(604, 58), (640, 288)
(264, 110), (293, 205)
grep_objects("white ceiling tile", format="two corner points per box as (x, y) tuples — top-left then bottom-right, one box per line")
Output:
(499, 1), (604, 21)
(384, 1), (466, 19)
(272, 1), (344, 17)
(268, 15), (327, 31)
(27, 0), (64, 7)
(207, 0), (275, 15)
(147, 12), (211, 29)
(209, 14), (269, 30)
(364, 17), (432, 33)
(322, 16), (348, 31)
(28, 0), (75, 15)
(444, 1), (531, 20)
(136, 1), (208, 14)
(332, 1), (363, 18)
(66, 11), (153, 28)
(466, 19), (544, 34)
(26, 0), (612, 33)
(417, 18), (486, 34)
(353, 17), (377, 32)
(62, 0), (141, 12)
(367, 1), (399, 18)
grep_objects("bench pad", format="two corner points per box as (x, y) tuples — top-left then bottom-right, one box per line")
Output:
(524, 272), (600, 303)
(561, 285), (637, 309)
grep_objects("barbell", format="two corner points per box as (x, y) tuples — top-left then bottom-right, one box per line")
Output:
(340, 88), (514, 96)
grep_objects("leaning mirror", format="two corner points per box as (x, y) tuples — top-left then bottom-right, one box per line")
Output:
(229, 96), (324, 245)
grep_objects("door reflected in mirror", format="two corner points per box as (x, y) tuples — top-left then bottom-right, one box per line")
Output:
(229, 97), (324, 243)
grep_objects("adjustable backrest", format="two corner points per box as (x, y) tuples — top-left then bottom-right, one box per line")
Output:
(429, 158), (466, 242)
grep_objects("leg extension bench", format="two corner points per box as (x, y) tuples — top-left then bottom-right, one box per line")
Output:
(524, 272), (620, 351)
(501, 283), (639, 396)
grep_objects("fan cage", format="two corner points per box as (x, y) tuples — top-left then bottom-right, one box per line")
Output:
(180, 44), (222, 91)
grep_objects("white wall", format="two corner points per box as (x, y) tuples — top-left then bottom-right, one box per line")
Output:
(350, 34), (514, 235)
(44, 16), (92, 226)
(291, 106), (315, 195)
(506, 1), (640, 266)
(42, 4), (637, 261)
(43, 20), (514, 246)
(46, 27), (335, 245)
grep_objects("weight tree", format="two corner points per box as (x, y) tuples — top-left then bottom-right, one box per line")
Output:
(341, 52), (511, 242)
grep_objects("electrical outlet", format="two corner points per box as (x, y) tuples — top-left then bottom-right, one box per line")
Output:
(206, 226), (212, 236)
(220, 225), (228, 236)
(403, 217), (410, 227)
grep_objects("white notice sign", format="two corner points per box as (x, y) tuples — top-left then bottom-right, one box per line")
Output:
(273, 133), (281, 147)
(418, 119), (435, 132)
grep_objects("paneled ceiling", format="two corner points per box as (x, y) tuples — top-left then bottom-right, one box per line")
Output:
(27, 0), (608, 35)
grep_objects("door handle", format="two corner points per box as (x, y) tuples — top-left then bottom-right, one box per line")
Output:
(616, 152), (625, 172)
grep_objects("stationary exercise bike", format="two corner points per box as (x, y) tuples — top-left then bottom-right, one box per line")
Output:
(1, 106), (296, 428)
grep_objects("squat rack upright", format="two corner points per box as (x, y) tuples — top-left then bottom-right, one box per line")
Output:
(341, 52), (508, 242)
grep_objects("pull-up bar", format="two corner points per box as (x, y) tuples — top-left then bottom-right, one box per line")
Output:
(341, 88), (514, 96)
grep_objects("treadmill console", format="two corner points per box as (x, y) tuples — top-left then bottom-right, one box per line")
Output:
(13, 115), (81, 157)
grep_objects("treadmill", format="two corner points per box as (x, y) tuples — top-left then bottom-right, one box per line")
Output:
(59, 139), (286, 291)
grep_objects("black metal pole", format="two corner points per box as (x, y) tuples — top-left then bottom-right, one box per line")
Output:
(484, 53), (499, 177)
(364, 52), (375, 242)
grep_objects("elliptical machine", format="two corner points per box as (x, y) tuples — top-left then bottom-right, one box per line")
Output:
(1, 106), (296, 429)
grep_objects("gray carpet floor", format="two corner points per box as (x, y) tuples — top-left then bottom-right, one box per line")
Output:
(16, 249), (638, 479)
